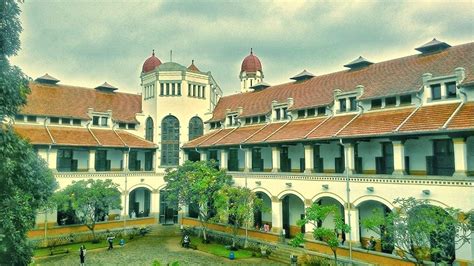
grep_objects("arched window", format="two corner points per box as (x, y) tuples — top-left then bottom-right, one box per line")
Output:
(161, 115), (180, 166)
(188, 116), (203, 141)
(145, 117), (154, 142)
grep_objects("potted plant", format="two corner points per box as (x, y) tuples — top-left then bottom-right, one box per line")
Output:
(259, 244), (270, 257)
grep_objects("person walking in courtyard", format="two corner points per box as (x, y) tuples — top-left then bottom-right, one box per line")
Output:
(107, 235), (115, 250)
(79, 245), (86, 266)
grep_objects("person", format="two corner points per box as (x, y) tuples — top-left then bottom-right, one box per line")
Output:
(79, 245), (86, 266)
(119, 238), (125, 247)
(263, 223), (270, 233)
(368, 236), (376, 251)
(182, 234), (190, 248)
(131, 210), (136, 219)
(107, 235), (115, 250)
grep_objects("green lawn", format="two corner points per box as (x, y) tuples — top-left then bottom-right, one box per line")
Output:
(194, 242), (254, 259)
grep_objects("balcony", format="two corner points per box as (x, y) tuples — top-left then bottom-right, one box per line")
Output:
(54, 171), (162, 179)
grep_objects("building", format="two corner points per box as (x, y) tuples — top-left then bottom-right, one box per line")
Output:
(13, 39), (474, 263)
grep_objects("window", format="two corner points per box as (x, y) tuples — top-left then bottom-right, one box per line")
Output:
(297, 110), (305, 118)
(15, 114), (24, 121)
(385, 97), (396, 107)
(371, 99), (382, 109)
(161, 115), (180, 166)
(201, 86), (205, 98)
(118, 123), (126, 129)
(446, 82), (457, 98)
(339, 99), (347, 112)
(431, 84), (441, 100)
(95, 150), (110, 171)
(57, 149), (77, 172)
(160, 83), (164, 96)
(27, 116), (37, 122)
(349, 97), (357, 111)
(128, 151), (140, 171)
(100, 117), (108, 126)
(92, 116), (99, 125)
(245, 117), (251, 124)
(128, 123), (136, 130)
(275, 109), (281, 120)
(400, 95), (411, 105)
(317, 107), (326, 116)
(145, 117), (154, 142)
(307, 108), (316, 117)
(51, 117), (60, 124)
(73, 119), (81, 125)
(144, 151), (153, 171)
(282, 107), (288, 119)
(259, 115), (266, 123)
(62, 118), (70, 124)
(177, 83), (181, 96)
(189, 116), (203, 140)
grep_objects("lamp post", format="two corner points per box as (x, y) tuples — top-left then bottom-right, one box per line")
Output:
(340, 139), (353, 263)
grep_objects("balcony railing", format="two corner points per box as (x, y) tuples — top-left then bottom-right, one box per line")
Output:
(54, 171), (163, 178)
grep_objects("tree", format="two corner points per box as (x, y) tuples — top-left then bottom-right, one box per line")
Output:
(213, 186), (266, 249)
(361, 197), (472, 265)
(53, 179), (122, 241)
(164, 160), (233, 242)
(0, 1), (58, 264)
(290, 204), (350, 264)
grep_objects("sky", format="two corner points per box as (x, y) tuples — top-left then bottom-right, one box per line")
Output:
(11, 0), (474, 96)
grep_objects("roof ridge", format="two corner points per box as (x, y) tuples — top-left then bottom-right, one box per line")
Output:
(393, 105), (421, 132)
(44, 121), (55, 144)
(211, 127), (240, 146)
(334, 114), (360, 137)
(303, 116), (332, 139)
(262, 120), (291, 142)
(195, 129), (224, 147)
(241, 123), (270, 144)
(88, 127), (102, 146)
(441, 102), (465, 129)
(113, 128), (128, 147)
(31, 81), (140, 96)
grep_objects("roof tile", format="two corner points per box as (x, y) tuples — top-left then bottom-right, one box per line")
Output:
(446, 102), (474, 130)
(306, 115), (356, 139)
(267, 118), (325, 142)
(399, 103), (459, 132)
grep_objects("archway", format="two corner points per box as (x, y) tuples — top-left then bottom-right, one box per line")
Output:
(358, 200), (393, 253)
(281, 193), (305, 238)
(312, 196), (345, 243)
(129, 187), (151, 218)
(159, 190), (178, 224)
(253, 192), (272, 231)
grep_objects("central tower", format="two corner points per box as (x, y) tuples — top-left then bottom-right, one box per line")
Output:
(240, 48), (264, 93)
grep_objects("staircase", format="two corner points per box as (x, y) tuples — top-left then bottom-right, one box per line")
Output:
(268, 244), (306, 265)
(148, 224), (181, 237)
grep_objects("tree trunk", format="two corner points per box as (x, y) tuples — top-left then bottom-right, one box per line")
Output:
(333, 249), (337, 265)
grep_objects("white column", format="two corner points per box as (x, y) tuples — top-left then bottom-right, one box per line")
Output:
(392, 140), (406, 175)
(153, 150), (159, 173)
(244, 148), (252, 172)
(344, 143), (355, 174)
(88, 149), (96, 172)
(48, 148), (58, 171)
(220, 149), (228, 170)
(453, 138), (468, 177)
(344, 205), (360, 246)
(150, 190), (160, 219)
(122, 191), (129, 219)
(271, 146), (281, 172)
(304, 199), (315, 238)
(200, 150), (208, 161)
(271, 196), (283, 234)
(122, 150), (129, 171)
(304, 145), (314, 174)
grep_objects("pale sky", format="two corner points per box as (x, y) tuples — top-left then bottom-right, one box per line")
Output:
(11, 0), (474, 96)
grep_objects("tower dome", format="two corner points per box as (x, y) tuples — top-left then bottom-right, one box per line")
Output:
(142, 50), (162, 73)
(240, 48), (262, 73)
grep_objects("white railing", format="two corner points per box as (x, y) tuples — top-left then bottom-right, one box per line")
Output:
(54, 171), (163, 178)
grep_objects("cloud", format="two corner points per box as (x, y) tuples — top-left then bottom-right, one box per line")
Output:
(10, 0), (473, 95)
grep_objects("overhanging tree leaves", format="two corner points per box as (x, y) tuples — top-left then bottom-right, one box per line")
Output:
(213, 186), (266, 249)
(164, 160), (233, 242)
(361, 197), (472, 265)
(0, 1), (57, 265)
(53, 179), (122, 241)
(290, 204), (350, 264)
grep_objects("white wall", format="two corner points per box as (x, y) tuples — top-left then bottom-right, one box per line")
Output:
(289, 144), (304, 171)
(405, 137), (432, 173)
(262, 147), (272, 170)
(358, 141), (381, 172)
(288, 195), (304, 226)
(320, 142), (340, 172)
(73, 150), (89, 170)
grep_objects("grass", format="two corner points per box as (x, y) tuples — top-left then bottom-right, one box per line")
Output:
(194, 242), (254, 259)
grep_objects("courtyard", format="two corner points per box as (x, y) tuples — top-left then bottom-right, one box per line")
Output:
(32, 235), (285, 266)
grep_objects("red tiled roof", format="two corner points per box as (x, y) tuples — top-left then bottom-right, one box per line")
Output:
(245, 122), (285, 144)
(196, 129), (233, 148)
(398, 103), (459, 132)
(306, 114), (356, 140)
(338, 108), (415, 137)
(14, 125), (52, 145)
(445, 102), (474, 130)
(215, 125), (263, 146)
(266, 118), (325, 142)
(14, 125), (155, 149)
(210, 43), (474, 121)
(20, 82), (141, 123)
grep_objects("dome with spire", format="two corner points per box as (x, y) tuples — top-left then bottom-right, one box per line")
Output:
(142, 50), (162, 73)
(241, 48), (262, 73)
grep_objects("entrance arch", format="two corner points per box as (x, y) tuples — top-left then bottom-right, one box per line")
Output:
(281, 193), (305, 238)
(159, 190), (178, 224)
(254, 192), (272, 230)
(358, 200), (393, 253)
(129, 187), (151, 218)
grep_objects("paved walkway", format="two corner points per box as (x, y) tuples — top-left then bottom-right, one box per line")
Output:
(33, 235), (285, 265)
